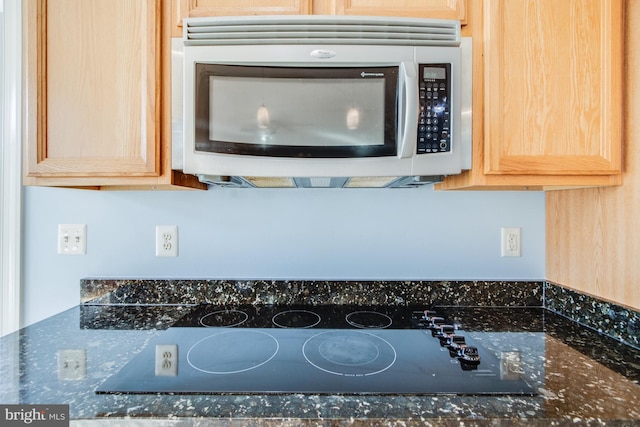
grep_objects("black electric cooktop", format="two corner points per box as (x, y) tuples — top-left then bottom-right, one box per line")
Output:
(96, 305), (536, 395)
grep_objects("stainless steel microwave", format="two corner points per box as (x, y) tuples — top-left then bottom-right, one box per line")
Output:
(172, 15), (472, 188)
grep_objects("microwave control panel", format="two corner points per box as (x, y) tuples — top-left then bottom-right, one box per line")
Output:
(417, 64), (451, 155)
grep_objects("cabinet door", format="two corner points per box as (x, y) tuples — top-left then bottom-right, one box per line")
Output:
(173, 0), (312, 34)
(24, 0), (160, 179)
(330, 0), (466, 22)
(484, 0), (623, 176)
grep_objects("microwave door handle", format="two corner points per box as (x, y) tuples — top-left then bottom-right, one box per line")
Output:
(398, 62), (418, 159)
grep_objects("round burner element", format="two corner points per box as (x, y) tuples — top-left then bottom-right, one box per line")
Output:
(199, 309), (248, 327)
(187, 330), (279, 374)
(345, 311), (393, 329)
(272, 310), (321, 328)
(302, 330), (396, 376)
(318, 335), (380, 366)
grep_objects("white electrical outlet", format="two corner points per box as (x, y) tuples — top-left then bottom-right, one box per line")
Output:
(155, 344), (178, 376)
(501, 227), (521, 257)
(156, 225), (178, 257)
(57, 349), (87, 380)
(57, 224), (87, 255)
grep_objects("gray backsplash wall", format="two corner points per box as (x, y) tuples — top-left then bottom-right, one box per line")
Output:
(22, 185), (545, 327)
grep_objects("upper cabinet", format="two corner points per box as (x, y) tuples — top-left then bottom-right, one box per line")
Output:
(438, 0), (624, 190)
(327, 0), (466, 22)
(24, 0), (159, 180)
(23, 0), (205, 189)
(485, 0), (622, 176)
(172, 0), (312, 36)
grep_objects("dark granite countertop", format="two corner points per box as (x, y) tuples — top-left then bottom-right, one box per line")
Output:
(1, 304), (638, 426)
(1, 279), (639, 426)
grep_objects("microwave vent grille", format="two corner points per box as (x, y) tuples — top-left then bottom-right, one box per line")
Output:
(184, 16), (460, 47)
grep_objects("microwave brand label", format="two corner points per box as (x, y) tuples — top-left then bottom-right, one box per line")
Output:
(310, 49), (336, 59)
(360, 72), (385, 78)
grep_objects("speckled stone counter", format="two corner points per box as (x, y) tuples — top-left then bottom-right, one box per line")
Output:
(1, 280), (639, 426)
(80, 279), (545, 308)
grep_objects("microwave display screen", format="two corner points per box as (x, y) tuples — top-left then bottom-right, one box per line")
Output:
(423, 67), (446, 80)
(194, 65), (398, 158)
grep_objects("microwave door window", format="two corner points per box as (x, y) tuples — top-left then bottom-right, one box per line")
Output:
(209, 76), (384, 147)
(194, 65), (398, 158)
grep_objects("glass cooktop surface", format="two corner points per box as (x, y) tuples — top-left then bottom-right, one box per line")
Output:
(96, 305), (537, 395)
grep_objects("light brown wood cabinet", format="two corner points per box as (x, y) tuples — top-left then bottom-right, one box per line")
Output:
(23, 0), (205, 189)
(326, 0), (466, 21)
(437, 0), (624, 190)
(172, 0), (311, 37)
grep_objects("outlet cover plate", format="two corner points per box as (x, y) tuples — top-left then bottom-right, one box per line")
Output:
(156, 225), (178, 257)
(501, 227), (521, 257)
